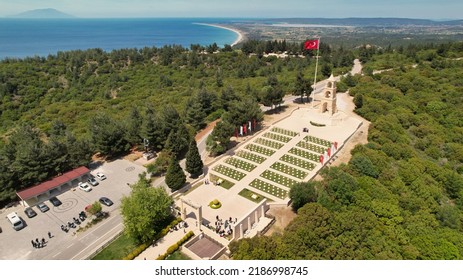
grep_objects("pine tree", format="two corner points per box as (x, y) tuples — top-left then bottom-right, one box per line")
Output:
(165, 157), (186, 191)
(185, 139), (204, 178)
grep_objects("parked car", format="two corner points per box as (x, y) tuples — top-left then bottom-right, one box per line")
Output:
(99, 197), (113, 206)
(36, 202), (50, 213)
(88, 177), (99, 186)
(143, 152), (155, 160)
(96, 172), (107, 180)
(78, 182), (92, 192)
(24, 207), (37, 218)
(6, 212), (25, 231)
(49, 197), (62, 207)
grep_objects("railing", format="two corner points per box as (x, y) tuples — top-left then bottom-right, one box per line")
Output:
(85, 230), (124, 260)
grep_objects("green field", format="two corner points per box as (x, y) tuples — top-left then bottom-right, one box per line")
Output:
(254, 137), (284, 150)
(260, 170), (298, 188)
(212, 164), (247, 181)
(262, 132), (292, 143)
(225, 157), (257, 172)
(245, 143), (276, 156)
(288, 148), (321, 162)
(249, 178), (288, 199)
(303, 135), (332, 147)
(296, 141), (327, 154)
(271, 127), (298, 137)
(236, 150), (267, 164)
(280, 154), (316, 170)
(270, 161), (308, 179)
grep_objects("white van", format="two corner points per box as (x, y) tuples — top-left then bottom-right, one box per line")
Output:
(6, 212), (25, 231)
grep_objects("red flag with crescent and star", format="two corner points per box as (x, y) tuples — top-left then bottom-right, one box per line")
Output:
(304, 39), (319, 50)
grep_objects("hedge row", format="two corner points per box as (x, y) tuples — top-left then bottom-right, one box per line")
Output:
(156, 231), (195, 260)
(123, 216), (183, 260)
(310, 121), (326, 127)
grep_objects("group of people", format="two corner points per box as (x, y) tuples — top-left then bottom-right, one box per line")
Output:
(213, 216), (235, 238)
(31, 232), (52, 249)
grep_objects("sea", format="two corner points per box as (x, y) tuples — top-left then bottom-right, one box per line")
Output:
(0, 18), (241, 59)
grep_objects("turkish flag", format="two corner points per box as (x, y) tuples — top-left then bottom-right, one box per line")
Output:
(304, 39), (319, 50)
(320, 155), (324, 164)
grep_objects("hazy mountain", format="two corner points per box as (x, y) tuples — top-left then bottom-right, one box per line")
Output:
(8, 8), (75, 19)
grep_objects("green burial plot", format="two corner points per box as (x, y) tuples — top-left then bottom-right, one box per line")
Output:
(236, 150), (266, 164)
(270, 162), (308, 180)
(238, 188), (268, 203)
(296, 141), (327, 154)
(254, 138), (284, 150)
(245, 143), (275, 156)
(260, 170), (298, 188)
(225, 157), (257, 172)
(288, 148), (320, 162)
(212, 164), (246, 181)
(249, 178), (288, 200)
(271, 127), (298, 137)
(303, 135), (332, 147)
(262, 132), (292, 143)
(280, 154), (316, 171)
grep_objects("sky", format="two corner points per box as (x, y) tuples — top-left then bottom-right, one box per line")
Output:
(0, 0), (462, 19)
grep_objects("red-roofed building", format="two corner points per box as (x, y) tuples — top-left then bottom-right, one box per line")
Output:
(17, 166), (91, 207)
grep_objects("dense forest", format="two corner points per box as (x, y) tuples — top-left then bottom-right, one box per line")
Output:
(230, 41), (463, 259)
(0, 42), (354, 205)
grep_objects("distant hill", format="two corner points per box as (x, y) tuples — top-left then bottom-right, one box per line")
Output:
(261, 17), (463, 26)
(8, 8), (74, 19)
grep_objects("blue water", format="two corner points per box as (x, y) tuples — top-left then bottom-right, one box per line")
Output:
(0, 18), (240, 59)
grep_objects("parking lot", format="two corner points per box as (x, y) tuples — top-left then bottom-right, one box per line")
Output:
(0, 159), (146, 260)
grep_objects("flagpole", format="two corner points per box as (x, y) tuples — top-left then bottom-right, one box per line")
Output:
(311, 38), (320, 109)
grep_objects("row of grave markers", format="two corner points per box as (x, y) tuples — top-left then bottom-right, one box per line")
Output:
(319, 141), (339, 164)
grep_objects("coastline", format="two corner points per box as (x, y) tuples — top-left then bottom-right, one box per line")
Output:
(195, 23), (245, 46)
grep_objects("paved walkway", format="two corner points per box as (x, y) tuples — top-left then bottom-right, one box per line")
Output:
(135, 217), (199, 260)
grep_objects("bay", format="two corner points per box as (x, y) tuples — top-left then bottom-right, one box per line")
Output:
(0, 18), (240, 59)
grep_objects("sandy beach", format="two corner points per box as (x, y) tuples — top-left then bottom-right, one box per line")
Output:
(195, 23), (245, 46)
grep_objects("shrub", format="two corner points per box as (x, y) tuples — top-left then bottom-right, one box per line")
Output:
(156, 231), (195, 260)
(123, 217), (183, 260)
(209, 199), (222, 209)
(310, 121), (326, 127)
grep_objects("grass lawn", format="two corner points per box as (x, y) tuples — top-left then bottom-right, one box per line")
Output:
(271, 127), (298, 137)
(212, 164), (247, 181)
(245, 143), (275, 156)
(225, 157), (257, 172)
(239, 188), (269, 203)
(209, 174), (235, 190)
(304, 135), (332, 147)
(260, 170), (299, 188)
(263, 132), (292, 143)
(249, 178), (288, 199)
(270, 161), (308, 179)
(296, 141), (327, 154)
(92, 233), (138, 260)
(236, 150), (266, 164)
(280, 154), (316, 170)
(254, 137), (284, 150)
(288, 147), (321, 162)
(166, 250), (192, 260)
